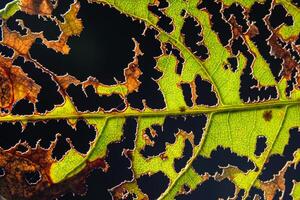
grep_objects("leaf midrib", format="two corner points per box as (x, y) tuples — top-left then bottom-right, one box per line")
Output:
(1, 99), (299, 122)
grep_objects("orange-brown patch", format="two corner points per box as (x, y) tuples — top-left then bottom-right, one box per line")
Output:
(19, 0), (54, 15)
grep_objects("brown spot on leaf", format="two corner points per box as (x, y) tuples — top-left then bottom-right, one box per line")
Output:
(179, 106), (186, 112)
(263, 110), (272, 121)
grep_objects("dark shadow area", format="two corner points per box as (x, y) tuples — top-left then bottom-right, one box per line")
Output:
(0, 0), (14, 9)
(286, 68), (297, 96)
(53, 0), (75, 21)
(223, 3), (248, 33)
(237, 189), (245, 200)
(249, 0), (283, 82)
(233, 36), (278, 102)
(0, 44), (14, 58)
(225, 57), (238, 72)
(6, 12), (27, 36)
(0, 167), (4, 177)
(297, 35), (300, 45)
(11, 99), (34, 115)
(24, 171), (41, 185)
(292, 0), (300, 7)
(246, 187), (264, 200)
(282, 162), (300, 199)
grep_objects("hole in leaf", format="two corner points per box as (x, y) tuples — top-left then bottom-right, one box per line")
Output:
(148, 0), (174, 33)
(12, 99), (34, 115)
(180, 83), (193, 107)
(181, 15), (208, 60)
(0, 0), (14, 9)
(24, 171), (41, 185)
(255, 136), (267, 156)
(165, 43), (184, 75)
(223, 3), (249, 33)
(175, 178), (235, 200)
(7, 11), (60, 40)
(197, 0), (232, 46)
(29, 1), (145, 85)
(14, 56), (64, 113)
(247, 187), (264, 200)
(269, 4), (293, 29)
(0, 167), (5, 177)
(137, 172), (170, 200)
(195, 75), (218, 106)
(193, 146), (255, 175)
(174, 140), (193, 173)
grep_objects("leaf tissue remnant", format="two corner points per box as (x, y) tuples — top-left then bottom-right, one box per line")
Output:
(1, 0), (300, 199)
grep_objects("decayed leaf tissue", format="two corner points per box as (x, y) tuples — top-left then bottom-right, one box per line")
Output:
(0, 0), (300, 199)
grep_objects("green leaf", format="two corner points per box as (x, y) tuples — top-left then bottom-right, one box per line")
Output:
(1, 0), (300, 199)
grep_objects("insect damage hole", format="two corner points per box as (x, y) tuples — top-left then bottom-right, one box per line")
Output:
(0, 167), (5, 177)
(255, 136), (267, 156)
(24, 171), (41, 185)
